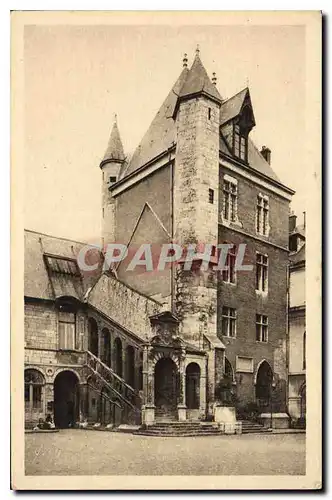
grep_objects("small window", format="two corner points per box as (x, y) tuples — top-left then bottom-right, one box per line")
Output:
(222, 246), (236, 284)
(208, 108), (211, 120)
(256, 314), (268, 342)
(109, 176), (117, 184)
(256, 194), (269, 236)
(59, 311), (76, 350)
(208, 188), (214, 204)
(223, 178), (238, 222)
(221, 307), (237, 337)
(256, 253), (268, 292)
(233, 123), (247, 161)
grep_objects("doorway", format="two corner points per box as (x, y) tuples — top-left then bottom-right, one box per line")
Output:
(154, 358), (178, 410)
(54, 370), (79, 428)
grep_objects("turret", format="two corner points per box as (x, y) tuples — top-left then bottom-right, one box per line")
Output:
(100, 115), (125, 245)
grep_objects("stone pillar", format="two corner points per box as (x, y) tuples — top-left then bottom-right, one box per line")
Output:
(44, 382), (54, 418)
(177, 348), (187, 421)
(79, 382), (89, 421)
(142, 345), (155, 426)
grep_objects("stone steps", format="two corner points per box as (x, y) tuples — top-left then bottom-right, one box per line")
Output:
(240, 421), (272, 434)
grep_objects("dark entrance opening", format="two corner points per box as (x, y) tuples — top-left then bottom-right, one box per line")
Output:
(185, 362), (200, 409)
(54, 370), (79, 428)
(88, 318), (98, 357)
(154, 358), (178, 410)
(255, 361), (273, 409)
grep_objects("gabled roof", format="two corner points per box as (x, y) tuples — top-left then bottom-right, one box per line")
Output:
(100, 118), (125, 167)
(177, 50), (222, 103)
(220, 87), (249, 126)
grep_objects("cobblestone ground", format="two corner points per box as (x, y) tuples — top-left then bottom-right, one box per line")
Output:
(25, 429), (305, 476)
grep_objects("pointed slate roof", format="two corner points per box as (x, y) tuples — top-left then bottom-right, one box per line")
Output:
(178, 50), (222, 103)
(123, 67), (189, 178)
(100, 118), (125, 167)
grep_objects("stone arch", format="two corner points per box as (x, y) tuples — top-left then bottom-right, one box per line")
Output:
(52, 367), (81, 384)
(299, 381), (306, 419)
(185, 362), (200, 409)
(255, 360), (273, 408)
(224, 357), (235, 383)
(88, 317), (98, 357)
(152, 351), (180, 369)
(254, 359), (273, 385)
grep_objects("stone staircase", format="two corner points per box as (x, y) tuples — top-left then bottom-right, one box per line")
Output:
(135, 421), (225, 437)
(241, 420), (272, 434)
(84, 350), (141, 424)
(155, 407), (178, 422)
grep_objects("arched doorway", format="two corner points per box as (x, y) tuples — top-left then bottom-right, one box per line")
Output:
(101, 328), (111, 367)
(185, 363), (200, 409)
(255, 361), (273, 409)
(54, 370), (79, 428)
(88, 318), (98, 357)
(126, 345), (135, 387)
(154, 358), (178, 410)
(114, 338), (123, 377)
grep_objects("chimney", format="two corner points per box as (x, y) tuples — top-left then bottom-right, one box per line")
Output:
(289, 212), (297, 233)
(260, 146), (271, 164)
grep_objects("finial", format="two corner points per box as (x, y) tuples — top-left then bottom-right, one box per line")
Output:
(212, 72), (217, 85)
(114, 113), (117, 125)
(195, 44), (200, 55)
(183, 53), (188, 68)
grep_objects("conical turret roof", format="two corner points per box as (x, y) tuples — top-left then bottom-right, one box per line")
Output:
(101, 117), (125, 167)
(178, 49), (222, 103)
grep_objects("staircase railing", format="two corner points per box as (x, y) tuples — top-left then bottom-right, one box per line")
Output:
(84, 350), (141, 412)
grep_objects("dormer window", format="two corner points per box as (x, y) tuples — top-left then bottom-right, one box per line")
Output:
(233, 124), (247, 161)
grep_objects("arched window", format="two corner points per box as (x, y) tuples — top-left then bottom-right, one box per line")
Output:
(24, 369), (45, 409)
(303, 332), (306, 370)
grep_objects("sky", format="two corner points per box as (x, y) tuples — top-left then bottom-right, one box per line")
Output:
(24, 24), (306, 242)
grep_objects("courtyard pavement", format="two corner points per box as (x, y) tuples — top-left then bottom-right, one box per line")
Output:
(25, 429), (305, 476)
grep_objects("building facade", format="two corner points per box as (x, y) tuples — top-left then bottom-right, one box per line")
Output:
(287, 213), (306, 426)
(25, 50), (294, 428)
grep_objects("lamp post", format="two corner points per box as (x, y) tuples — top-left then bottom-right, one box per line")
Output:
(270, 381), (276, 429)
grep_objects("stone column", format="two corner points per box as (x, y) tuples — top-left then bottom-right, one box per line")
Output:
(177, 348), (187, 421)
(141, 345), (155, 426)
(79, 382), (89, 421)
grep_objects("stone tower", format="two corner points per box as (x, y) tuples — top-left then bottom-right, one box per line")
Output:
(172, 49), (223, 404)
(100, 115), (125, 246)
(173, 49), (222, 342)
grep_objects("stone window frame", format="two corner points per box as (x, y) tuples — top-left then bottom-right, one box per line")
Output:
(256, 192), (270, 237)
(24, 368), (45, 410)
(256, 314), (269, 343)
(222, 244), (237, 286)
(221, 174), (242, 228)
(221, 306), (237, 338)
(255, 251), (269, 295)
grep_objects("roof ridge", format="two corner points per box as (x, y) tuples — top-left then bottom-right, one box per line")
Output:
(24, 228), (89, 246)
